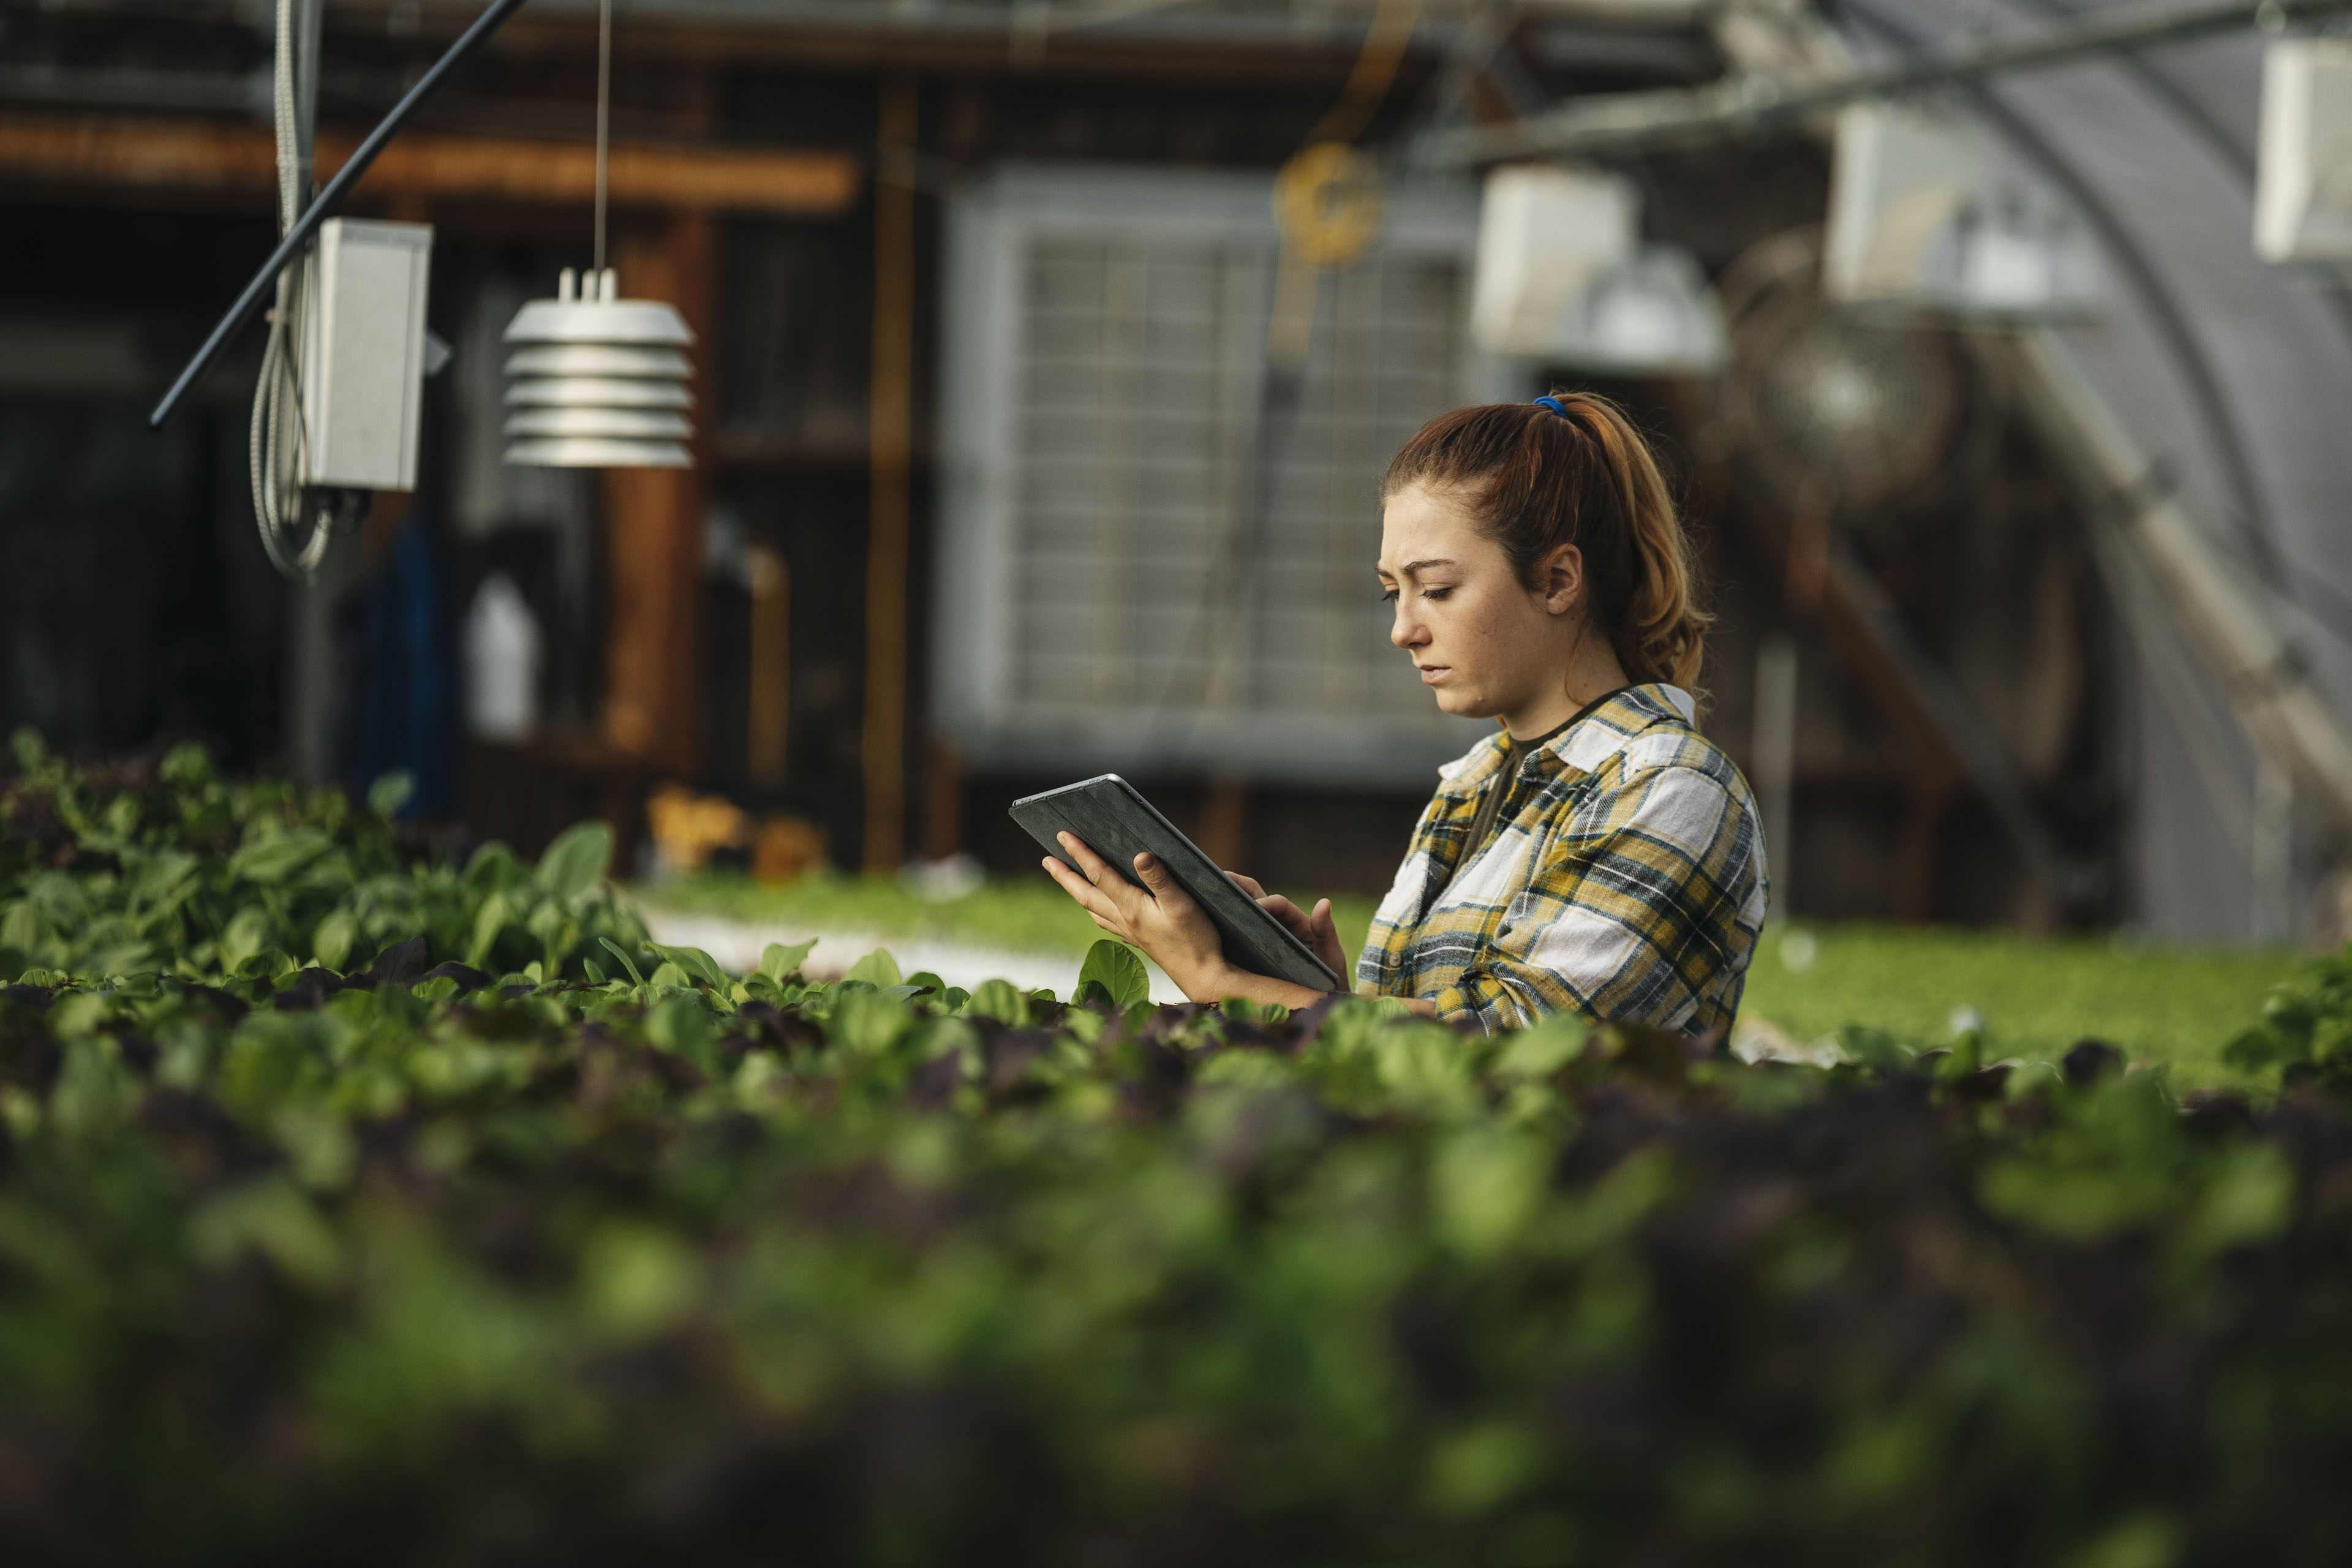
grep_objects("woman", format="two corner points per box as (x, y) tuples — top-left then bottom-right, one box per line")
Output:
(1044, 393), (1769, 1037)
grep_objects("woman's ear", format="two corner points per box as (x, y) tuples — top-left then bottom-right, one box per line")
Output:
(1540, 543), (1585, 617)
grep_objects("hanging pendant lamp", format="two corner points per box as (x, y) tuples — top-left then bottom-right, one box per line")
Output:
(501, 0), (694, 470)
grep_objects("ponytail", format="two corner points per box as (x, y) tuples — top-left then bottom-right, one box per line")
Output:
(1381, 393), (1709, 692)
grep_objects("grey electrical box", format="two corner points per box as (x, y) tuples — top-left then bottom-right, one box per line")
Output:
(300, 217), (433, 490)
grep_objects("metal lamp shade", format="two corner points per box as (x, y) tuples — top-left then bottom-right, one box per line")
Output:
(502, 268), (696, 469)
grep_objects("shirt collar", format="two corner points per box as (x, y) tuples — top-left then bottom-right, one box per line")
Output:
(1432, 682), (1694, 799)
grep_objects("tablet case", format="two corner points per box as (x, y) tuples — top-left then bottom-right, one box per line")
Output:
(1010, 774), (1346, 993)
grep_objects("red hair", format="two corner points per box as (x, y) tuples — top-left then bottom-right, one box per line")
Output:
(1381, 393), (1709, 691)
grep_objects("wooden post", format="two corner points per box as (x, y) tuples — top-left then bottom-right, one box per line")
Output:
(1892, 769), (1959, 922)
(745, 545), (790, 788)
(925, 735), (964, 861)
(601, 209), (712, 774)
(862, 77), (918, 872)
(1199, 774), (1251, 873)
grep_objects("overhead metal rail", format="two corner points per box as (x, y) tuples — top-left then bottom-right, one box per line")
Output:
(1415, 0), (2352, 165)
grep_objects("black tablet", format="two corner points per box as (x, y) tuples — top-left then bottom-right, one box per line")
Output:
(1010, 774), (1346, 993)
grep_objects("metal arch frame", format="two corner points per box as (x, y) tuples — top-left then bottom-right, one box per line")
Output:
(2005, 0), (2272, 181)
(1828, 4), (2352, 920)
(1415, 0), (2352, 164)
(1839, 0), (2289, 590)
(1994, 0), (2352, 635)
(1404, 0), (2335, 619)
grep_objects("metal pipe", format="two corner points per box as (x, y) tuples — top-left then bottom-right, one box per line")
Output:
(2011, 326), (2352, 836)
(1416, 0), (2352, 165)
(148, 0), (533, 430)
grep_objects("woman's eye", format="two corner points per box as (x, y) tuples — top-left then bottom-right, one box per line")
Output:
(1425, 587), (1454, 601)
(1378, 587), (1399, 604)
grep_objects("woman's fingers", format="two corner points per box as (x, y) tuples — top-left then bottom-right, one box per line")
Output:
(1043, 842), (1230, 997)
(1273, 894), (1345, 974)
(1227, 872), (1267, 899)
(1057, 831), (1122, 888)
(1133, 854), (1215, 928)
(1246, 890), (1346, 973)
(1132, 851), (1184, 903)
(1254, 892), (1311, 934)
(1055, 834), (1155, 917)
(1041, 854), (1094, 907)
(1043, 854), (1131, 934)
(1309, 897), (1346, 973)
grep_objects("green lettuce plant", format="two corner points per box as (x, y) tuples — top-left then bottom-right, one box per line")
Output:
(2, 739), (2352, 1564)
(1, 731), (644, 987)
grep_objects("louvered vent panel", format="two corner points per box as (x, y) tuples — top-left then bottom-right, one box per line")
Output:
(938, 168), (1496, 786)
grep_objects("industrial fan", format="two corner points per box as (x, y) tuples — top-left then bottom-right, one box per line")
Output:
(1719, 228), (1977, 516)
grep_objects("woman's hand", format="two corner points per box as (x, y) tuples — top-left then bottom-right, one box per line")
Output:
(1040, 835), (1335, 1011)
(1041, 834), (1234, 1000)
(1224, 872), (1349, 981)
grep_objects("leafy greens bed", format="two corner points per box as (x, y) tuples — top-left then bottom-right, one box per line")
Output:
(7, 741), (2352, 1566)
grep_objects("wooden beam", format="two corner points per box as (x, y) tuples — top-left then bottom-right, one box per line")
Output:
(484, 12), (1409, 88)
(601, 210), (714, 774)
(0, 111), (859, 213)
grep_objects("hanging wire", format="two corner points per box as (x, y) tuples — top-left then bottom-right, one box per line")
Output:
(594, 0), (612, 275)
(1137, 0), (1420, 754)
(1303, 0), (1419, 148)
(250, 0), (336, 581)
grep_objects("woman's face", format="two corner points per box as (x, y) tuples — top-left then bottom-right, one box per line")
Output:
(1378, 481), (1582, 726)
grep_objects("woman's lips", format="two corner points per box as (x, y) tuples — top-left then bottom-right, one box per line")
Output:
(1417, 664), (1450, 685)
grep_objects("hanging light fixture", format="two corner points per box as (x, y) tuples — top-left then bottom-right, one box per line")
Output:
(1823, 102), (2099, 320)
(2255, 37), (2352, 265)
(1469, 164), (1725, 375)
(502, 0), (694, 470)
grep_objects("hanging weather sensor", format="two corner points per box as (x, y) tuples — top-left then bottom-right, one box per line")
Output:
(502, 0), (696, 471)
(503, 267), (695, 468)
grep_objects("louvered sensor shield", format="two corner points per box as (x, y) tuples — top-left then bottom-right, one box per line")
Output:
(502, 267), (695, 469)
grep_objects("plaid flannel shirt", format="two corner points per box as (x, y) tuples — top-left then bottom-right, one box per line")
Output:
(1356, 684), (1769, 1037)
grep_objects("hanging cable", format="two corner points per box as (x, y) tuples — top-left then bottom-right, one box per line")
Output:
(501, 0), (698, 473)
(249, 0), (344, 581)
(1139, 1), (1420, 754)
(1303, 0), (1420, 148)
(594, 0), (612, 275)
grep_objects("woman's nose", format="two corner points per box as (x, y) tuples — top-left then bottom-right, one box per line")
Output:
(1390, 600), (1427, 649)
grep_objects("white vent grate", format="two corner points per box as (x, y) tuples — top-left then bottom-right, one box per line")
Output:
(938, 167), (1498, 786)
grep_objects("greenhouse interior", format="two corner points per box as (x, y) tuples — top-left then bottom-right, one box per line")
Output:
(9, 0), (2352, 1560)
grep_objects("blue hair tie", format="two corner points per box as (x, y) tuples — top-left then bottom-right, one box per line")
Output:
(1532, 395), (1569, 417)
